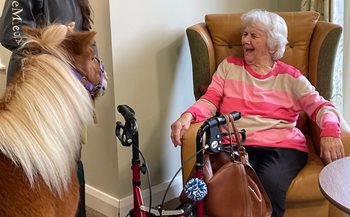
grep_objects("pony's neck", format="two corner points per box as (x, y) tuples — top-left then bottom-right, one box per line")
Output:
(0, 54), (93, 197)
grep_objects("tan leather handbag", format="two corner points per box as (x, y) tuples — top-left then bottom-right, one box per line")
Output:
(182, 115), (272, 217)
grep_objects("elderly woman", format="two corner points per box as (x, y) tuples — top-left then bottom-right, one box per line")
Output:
(170, 9), (345, 217)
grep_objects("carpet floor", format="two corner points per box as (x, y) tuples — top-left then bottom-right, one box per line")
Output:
(86, 206), (107, 217)
(85, 198), (181, 217)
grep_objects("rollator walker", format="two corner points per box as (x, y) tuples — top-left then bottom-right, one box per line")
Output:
(115, 104), (242, 217)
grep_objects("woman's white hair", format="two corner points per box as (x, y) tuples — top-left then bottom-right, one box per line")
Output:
(241, 9), (288, 60)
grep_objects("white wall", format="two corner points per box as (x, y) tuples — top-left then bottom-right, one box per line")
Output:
(344, 1), (350, 123)
(83, 0), (118, 201)
(105, 0), (300, 199)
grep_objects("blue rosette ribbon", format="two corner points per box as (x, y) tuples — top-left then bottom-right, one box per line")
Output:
(184, 178), (207, 201)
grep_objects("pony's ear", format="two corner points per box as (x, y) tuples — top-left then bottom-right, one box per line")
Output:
(22, 26), (42, 38)
(64, 31), (96, 55)
(78, 31), (96, 47)
(74, 31), (96, 51)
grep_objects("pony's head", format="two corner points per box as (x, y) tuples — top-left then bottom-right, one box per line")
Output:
(21, 22), (107, 98)
(0, 23), (106, 197)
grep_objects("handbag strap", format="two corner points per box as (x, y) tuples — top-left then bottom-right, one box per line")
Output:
(223, 114), (248, 164)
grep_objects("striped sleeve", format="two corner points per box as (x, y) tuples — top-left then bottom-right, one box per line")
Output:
(185, 59), (229, 122)
(294, 76), (340, 137)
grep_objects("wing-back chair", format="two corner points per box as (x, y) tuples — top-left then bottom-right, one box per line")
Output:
(181, 11), (350, 217)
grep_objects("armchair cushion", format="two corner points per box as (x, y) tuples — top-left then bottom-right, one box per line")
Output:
(286, 141), (324, 203)
(205, 11), (320, 78)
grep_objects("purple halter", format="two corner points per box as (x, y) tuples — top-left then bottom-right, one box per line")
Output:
(71, 57), (105, 97)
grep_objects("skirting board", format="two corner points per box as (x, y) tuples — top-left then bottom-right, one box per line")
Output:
(86, 176), (183, 217)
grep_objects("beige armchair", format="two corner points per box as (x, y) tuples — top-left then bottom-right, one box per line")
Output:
(181, 11), (350, 217)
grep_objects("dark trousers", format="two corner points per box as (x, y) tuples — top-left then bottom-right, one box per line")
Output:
(245, 146), (307, 217)
(76, 160), (86, 217)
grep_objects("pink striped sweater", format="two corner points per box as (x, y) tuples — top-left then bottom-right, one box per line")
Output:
(186, 56), (340, 152)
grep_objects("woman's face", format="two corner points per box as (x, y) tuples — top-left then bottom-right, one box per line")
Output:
(241, 25), (272, 65)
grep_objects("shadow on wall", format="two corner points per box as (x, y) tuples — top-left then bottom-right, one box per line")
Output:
(114, 26), (195, 197)
(145, 34), (194, 181)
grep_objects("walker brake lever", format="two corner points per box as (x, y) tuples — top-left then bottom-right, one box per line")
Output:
(115, 121), (131, 147)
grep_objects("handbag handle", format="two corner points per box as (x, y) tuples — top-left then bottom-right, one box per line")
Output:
(223, 114), (248, 164)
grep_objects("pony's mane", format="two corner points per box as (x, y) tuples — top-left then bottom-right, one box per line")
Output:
(0, 24), (93, 196)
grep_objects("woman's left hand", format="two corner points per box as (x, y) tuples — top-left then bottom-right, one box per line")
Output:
(320, 137), (345, 164)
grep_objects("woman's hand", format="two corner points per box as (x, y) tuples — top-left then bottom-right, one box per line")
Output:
(170, 112), (193, 147)
(320, 137), (345, 164)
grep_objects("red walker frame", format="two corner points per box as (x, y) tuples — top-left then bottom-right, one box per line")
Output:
(115, 104), (241, 217)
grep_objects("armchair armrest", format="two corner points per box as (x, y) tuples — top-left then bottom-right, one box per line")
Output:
(340, 117), (350, 156)
(186, 24), (215, 100)
(308, 116), (350, 158)
(181, 122), (203, 185)
(341, 132), (350, 156)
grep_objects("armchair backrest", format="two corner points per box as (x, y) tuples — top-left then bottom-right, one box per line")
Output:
(186, 11), (342, 101)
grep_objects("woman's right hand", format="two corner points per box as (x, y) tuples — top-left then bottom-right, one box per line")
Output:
(170, 112), (193, 147)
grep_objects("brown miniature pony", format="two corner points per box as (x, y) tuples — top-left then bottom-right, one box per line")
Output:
(0, 23), (106, 216)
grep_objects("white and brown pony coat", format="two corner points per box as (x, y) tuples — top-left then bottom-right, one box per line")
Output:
(0, 24), (102, 216)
